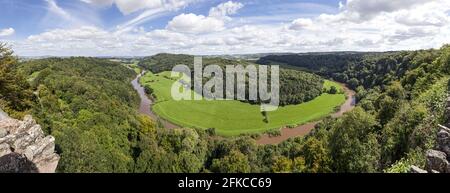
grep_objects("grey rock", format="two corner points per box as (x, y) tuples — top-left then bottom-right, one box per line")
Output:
(410, 165), (427, 173)
(0, 128), (7, 138)
(431, 170), (440, 174)
(16, 115), (36, 133)
(437, 129), (450, 156)
(0, 143), (11, 157)
(0, 115), (59, 173)
(426, 150), (449, 173)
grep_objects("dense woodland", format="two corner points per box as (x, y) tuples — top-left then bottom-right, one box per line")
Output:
(257, 51), (443, 90)
(1, 43), (449, 173)
(139, 53), (325, 106)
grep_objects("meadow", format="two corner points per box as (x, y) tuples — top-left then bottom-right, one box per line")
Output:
(141, 71), (346, 136)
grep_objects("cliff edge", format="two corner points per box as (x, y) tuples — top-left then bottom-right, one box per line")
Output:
(0, 114), (59, 173)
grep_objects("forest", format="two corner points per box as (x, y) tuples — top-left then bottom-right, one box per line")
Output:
(1, 43), (449, 173)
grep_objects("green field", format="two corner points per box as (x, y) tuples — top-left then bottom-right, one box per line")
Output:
(141, 71), (346, 136)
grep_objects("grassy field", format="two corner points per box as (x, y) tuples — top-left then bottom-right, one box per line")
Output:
(141, 71), (346, 136)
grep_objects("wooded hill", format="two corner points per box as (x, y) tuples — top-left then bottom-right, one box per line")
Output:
(139, 53), (325, 106)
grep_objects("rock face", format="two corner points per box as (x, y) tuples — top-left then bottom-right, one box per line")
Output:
(0, 115), (59, 173)
(425, 149), (449, 173)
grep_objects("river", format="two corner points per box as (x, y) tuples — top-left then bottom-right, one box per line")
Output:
(131, 72), (356, 144)
(131, 71), (179, 129)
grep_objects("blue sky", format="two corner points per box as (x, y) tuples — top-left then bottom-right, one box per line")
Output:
(0, 0), (338, 38)
(0, 0), (448, 56)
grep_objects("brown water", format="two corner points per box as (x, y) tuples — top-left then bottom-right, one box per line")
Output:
(131, 72), (179, 129)
(256, 83), (356, 145)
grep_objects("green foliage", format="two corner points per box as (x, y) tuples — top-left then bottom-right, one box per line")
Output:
(384, 148), (426, 173)
(139, 54), (325, 106)
(328, 86), (338, 94)
(329, 107), (381, 172)
(0, 43), (34, 118)
(211, 150), (251, 173)
(271, 156), (293, 173)
(300, 137), (331, 173)
(18, 57), (141, 172)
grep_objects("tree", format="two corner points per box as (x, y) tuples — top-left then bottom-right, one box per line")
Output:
(301, 137), (332, 173)
(211, 150), (251, 173)
(381, 103), (427, 166)
(348, 78), (360, 89)
(329, 107), (381, 172)
(292, 157), (307, 173)
(329, 86), (338, 94)
(271, 156), (293, 173)
(0, 43), (33, 118)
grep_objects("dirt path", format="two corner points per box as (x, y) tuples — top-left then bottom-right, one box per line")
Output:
(131, 71), (179, 129)
(256, 83), (356, 145)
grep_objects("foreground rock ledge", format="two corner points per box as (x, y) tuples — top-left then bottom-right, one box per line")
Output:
(0, 115), (59, 173)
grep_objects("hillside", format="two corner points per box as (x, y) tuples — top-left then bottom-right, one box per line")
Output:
(139, 53), (325, 106)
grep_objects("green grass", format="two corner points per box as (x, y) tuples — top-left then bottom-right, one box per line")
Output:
(141, 71), (346, 136)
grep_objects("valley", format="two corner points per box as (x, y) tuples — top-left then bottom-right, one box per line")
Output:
(137, 70), (349, 137)
(2, 43), (450, 174)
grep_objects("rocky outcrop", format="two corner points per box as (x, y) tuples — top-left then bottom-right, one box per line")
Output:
(410, 95), (450, 173)
(0, 115), (59, 173)
(425, 149), (449, 173)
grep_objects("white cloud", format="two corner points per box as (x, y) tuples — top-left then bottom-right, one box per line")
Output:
(340, 0), (436, 22)
(81, 0), (194, 14)
(394, 5), (449, 26)
(44, 0), (100, 28)
(166, 1), (243, 34)
(46, 0), (73, 20)
(0, 28), (15, 37)
(9, 0), (450, 56)
(289, 18), (313, 30)
(167, 13), (224, 34)
(209, 1), (243, 18)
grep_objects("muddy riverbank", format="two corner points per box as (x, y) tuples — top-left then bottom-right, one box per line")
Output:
(256, 84), (356, 145)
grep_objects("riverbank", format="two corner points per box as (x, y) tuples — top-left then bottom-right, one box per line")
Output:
(132, 71), (355, 143)
(256, 84), (356, 145)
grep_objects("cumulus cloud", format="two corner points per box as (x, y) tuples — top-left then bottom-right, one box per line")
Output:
(167, 13), (224, 34)
(0, 28), (15, 37)
(166, 1), (243, 34)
